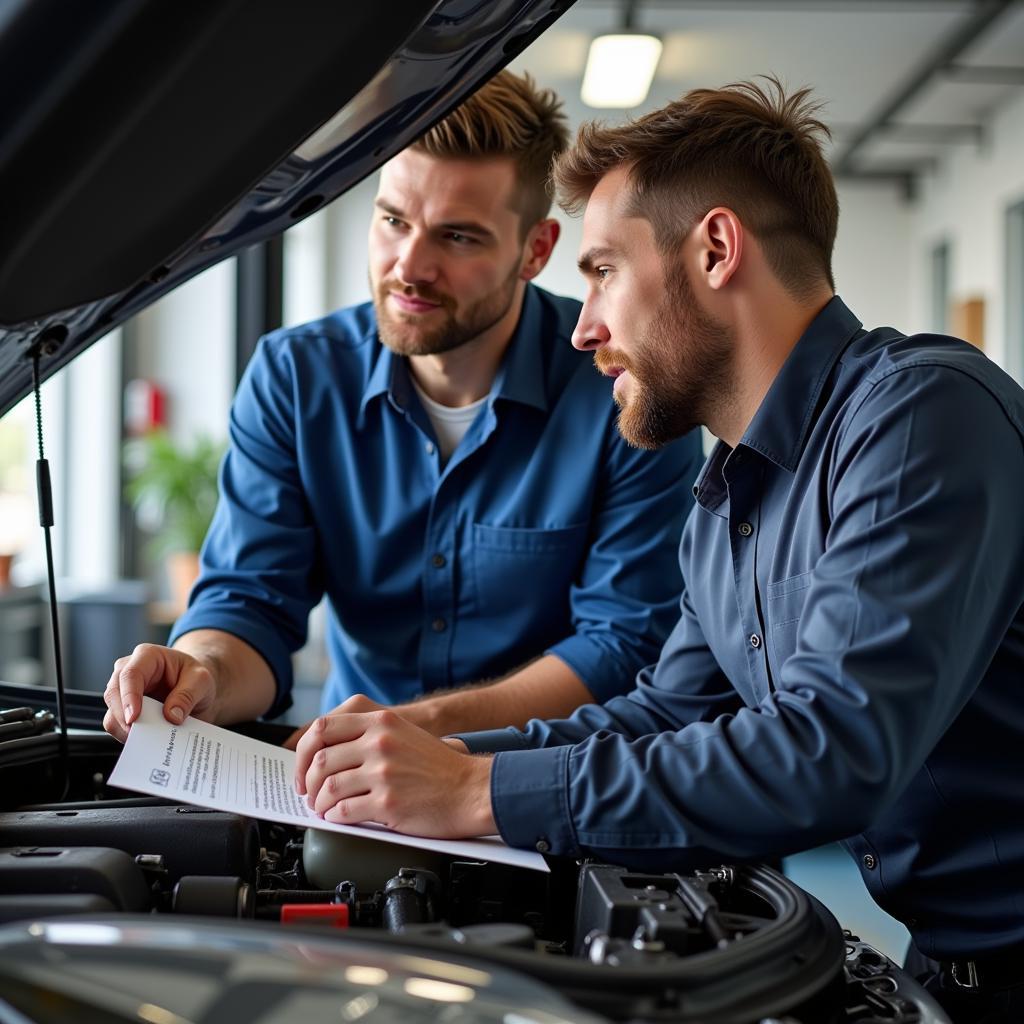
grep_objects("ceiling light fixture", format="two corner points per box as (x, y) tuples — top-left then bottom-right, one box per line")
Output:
(581, 1), (661, 109)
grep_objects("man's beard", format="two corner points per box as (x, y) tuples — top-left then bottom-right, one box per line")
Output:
(373, 265), (520, 357)
(597, 268), (734, 449)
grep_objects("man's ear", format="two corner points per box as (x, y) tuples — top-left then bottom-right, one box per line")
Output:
(520, 218), (561, 280)
(696, 207), (743, 291)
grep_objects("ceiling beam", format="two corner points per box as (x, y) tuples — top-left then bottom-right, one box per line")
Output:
(833, 0), (1014, 176)
(874, 122), (985, 143)
(830, 121), (985, 143)
(835, 166), (936, 202)
(941, 62), (1024, 84)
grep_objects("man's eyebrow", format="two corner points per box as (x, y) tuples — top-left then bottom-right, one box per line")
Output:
(577, 247), (617, 273)
(440, 219), (496, 241)
(374, 198), (496, 241)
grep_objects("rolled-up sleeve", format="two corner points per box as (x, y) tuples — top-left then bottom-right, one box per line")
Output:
(547, 425), (704, 702)
(170, 336), (324, 719)
(491, 368), (1024, 867)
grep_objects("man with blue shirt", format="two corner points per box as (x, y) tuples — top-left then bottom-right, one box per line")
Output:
(295, 79), (1024, 1021)
(102, 71), (701, 744)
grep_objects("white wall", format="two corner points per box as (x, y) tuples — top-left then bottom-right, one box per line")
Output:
(326, 175), (380, 312)
(832, 183), (913, 332)
(6, 373), (67, 587)
(64, 329), (122, 584)
(907, 89), (1024, 374)
(5, 329), (122, 588)
(132, 261), (237, 446)
(284, 174), (379, 325)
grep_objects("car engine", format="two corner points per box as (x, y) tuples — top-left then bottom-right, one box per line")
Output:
(0, 695), (949, 1023)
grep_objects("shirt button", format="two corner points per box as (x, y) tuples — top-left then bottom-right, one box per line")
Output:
(535, 838), (551, 853)
(424, 441), (435, 455)
(431, 554), (447, 568)
(431, 618), (447, 633)
(749, 634), (762, 649)
(738, 522), (753, 537)
(862, 854), (877, 870)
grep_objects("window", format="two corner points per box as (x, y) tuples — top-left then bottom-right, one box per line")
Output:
(0, 397), (36, 584)
(1006, 199), (1024, 385)
(930, 241), (951, 335)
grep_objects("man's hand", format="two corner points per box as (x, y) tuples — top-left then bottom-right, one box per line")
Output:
(294, 710), (495, 838)
(104, 631), (276, 744)
(282, 693), (387, 751)
(103, 644), (218, 742)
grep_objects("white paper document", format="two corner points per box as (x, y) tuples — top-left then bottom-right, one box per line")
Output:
(109, 697), (548, 873)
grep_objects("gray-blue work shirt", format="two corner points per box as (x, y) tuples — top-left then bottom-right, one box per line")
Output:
(462, 296), (1024, 960)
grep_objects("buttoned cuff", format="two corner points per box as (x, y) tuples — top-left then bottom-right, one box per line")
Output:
(490, 746), (579, 857)
(452, 727), (530, 754)
(169, 613), (293, 720)
(546, 637), (633, 704)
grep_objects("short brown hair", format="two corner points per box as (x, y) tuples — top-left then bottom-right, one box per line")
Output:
(413, 69), (569, 230)
(553, 76), (838, 296)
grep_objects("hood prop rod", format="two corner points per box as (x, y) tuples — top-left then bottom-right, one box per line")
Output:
(31, 348), (70, 801)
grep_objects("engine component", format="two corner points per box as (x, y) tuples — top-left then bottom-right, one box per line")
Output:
(574, 864), (759, 960)
(172, 875), (254, 918)
(0, 847), (150, 918)
(302, 826), (443, 891)
(401, 920), (537, 949)
(845, 934), (945, 1023)
(0, 804), (260, 883)
(382, 867), (440, 931)
(280, 903), (350, 928)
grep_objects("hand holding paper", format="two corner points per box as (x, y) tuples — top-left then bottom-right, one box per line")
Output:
(294, 709), (496, 836)
(109, 697), (547, 872)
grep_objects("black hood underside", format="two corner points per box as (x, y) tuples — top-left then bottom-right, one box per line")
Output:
(0, 0), (574, 417)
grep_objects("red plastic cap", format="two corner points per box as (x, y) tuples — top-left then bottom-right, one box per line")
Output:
(280, 903), (350, 928)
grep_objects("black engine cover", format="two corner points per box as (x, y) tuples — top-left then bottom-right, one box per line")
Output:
(0, 847), (151, 920)
(0, 805), (260, 883)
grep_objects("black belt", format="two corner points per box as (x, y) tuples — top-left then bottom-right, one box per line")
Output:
(941, 945), (1024, 991)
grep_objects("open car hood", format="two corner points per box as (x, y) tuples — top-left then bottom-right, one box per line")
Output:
(0, 0), (574, 418)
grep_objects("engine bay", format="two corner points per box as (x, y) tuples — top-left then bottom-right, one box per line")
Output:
(0, 703), (948, 1023)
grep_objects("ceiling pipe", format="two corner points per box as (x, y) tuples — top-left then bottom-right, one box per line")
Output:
(833, 0), (1013, 176)
(942, 62), (1024, 85)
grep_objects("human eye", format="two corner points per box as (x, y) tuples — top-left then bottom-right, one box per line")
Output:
(445, 231), (477, 246)
(382, 215), (405, 229)
(596, 266), (612, 281)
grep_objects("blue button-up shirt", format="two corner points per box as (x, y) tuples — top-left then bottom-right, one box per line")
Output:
(463, 297), (1024, 959)
(170, 285), (702, 717)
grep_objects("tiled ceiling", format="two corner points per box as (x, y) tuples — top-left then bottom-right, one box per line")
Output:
(511, 0), (1024, 189)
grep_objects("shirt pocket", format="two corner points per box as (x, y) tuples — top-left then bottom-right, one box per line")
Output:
(765, 570), (813, 676)
(471, 522), (588, 619)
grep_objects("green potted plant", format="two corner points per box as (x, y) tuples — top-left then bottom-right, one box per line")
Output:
(123, 429), (224, 613)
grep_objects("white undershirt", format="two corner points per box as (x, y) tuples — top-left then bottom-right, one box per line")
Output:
(411, 379), (489, 464)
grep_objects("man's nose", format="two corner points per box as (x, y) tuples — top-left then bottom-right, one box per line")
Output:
(571, 303), (611, 351)
(395, 235), (438, 286)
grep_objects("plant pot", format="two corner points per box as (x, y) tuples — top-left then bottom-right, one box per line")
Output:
(166, 551), (200, 616)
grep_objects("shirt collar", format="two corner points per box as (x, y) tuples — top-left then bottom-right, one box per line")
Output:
(692, 295), (862, 512)
(740, 295), (862, 472)
(488, 285), (548, 414)
(359, 285), (549, 421)
(359, 326), (410, 420)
